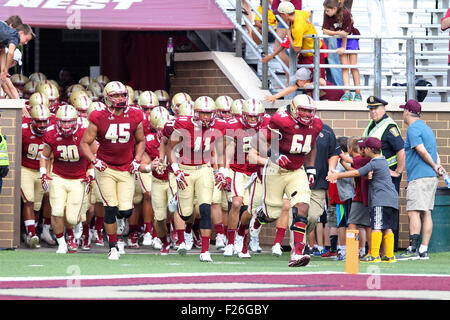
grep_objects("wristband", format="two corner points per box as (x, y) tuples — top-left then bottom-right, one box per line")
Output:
(40, 167), (47, 177)
(171, 162), (180, 173)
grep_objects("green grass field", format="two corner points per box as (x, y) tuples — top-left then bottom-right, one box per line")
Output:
(1, 249), (449, 278)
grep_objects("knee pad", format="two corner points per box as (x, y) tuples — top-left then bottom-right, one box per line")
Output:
(104, 206), (118, 224)
(178, 211), (192, 222)
(256, 206), (275, 225)
(291, 213), (308, 232)
(118, 209), (132, 219)
(199, 203), (212, 229)
(239, 205), (248, 219)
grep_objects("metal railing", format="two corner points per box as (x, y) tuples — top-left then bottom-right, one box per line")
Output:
(219, 0), (450, 101)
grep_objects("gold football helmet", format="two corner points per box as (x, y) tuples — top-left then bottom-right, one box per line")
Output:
(171, 92), (192, 115)
(10, 74), (28, 86)
(290, 94), (316, 126)
(95, 75), (110, 86)
(69, 90), (89, 106)
(126, 85), (134, 105)
(87, 101), (107, 117)
(29, 72), (47, 82)
(215, 95), (233, 119)
(178, 100), (195, 117)
(242, 98), (265, 128)
(23, 80), (38, 99)
(55, 105), (78, 136)
(231, 99), (245, 116)
(38, 83), (60, 103)
(193, 96), (215, 127)
(87, 81), (104, 98)
(154, 89), (170, 106)
(149, 106), (171, 130)
(138, 91), (159, 113)
(73, 95), (92, 118)
(29, 92), (50, 108)
(79, 76), (93, 89)
(103, 81), (128, 108)
(30, 104), (51, 134)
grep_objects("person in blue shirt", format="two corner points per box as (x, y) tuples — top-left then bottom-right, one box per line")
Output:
(397, 100), (444, 261)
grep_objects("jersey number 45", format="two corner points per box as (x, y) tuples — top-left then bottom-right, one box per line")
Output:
(105, 123), (130, 144)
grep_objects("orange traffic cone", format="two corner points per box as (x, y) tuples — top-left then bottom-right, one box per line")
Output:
(345, 229), (359, 274)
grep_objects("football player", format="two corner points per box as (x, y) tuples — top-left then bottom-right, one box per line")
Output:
(23, 80), (38, 100)
(230, 99), (245, 120)
(79, 76), (93, 89)
(29, 72), (47, 82)
(170, 92), (192, 116)
(249, 94), (322, 267)
(138, 91), (159, 115)
(168, 96), (227, 262)
(154, 89), (170, 109)
(40, 105), (93, 254)
(10, 73), (28, 98)
(21, 105), (51, 248)
(39, 82), (65, 114)
(224, 98), (268, 258)
(88, 81), (104, 101)
(80, 81), (145, 260)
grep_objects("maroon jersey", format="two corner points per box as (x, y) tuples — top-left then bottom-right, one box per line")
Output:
(227, 116), (269, 176)
(173, 116), (226, 166)
(48, 101), (66, 114)
(21, 123), (46, 170)
(43, 123), (89, 179)
(162, 118), (176, 139)
(267, 111), (322, 170)
(89, 107), (143, 171)
(145, 131), (169, 180)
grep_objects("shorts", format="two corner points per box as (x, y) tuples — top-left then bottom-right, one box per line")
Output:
(327, 201), (350, 228)
(307, 189), (326, 234)
(337, 38), (360, 51)
(347, 201), (370, 227)
(406, 177), (439, 212)
(370, 206), (398, 231)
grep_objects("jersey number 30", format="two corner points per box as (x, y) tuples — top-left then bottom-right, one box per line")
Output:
(105, 123), (130, 144)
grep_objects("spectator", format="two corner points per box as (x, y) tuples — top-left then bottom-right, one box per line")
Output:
(265, 67), (344, 102)
(322, 0), (362, 102)
(242, 1), (253, 36)
(271, 0), (302, 15)
(339, 136), (371, 258)
(252, 0), (278, 45)
(397, 100), (443, 260)
(362, 95), (404, 251)
(327, 137), (399, 263)
(0, 113), (9, 194)
(441, 9), (450, 94)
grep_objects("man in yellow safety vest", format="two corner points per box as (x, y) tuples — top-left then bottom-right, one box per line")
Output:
(0, 127), (10, 193)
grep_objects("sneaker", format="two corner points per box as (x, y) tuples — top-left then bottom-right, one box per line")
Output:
(272, 243), (283, 257)
(288, 253), (310, 267)
(215, 233), (227, 250)
(127, 232), (140, 249)
(333, 253), (345, 261)
(249, 236), (262, 253)
(26, 234), (40, 249)
(396, 248), (419, 261)
(381, 255), (397, 263)
(339, 92), (352, 101)
(185, 232), (194, 251)
(108, 247), (120, 260)
(312, 248), (322, 257)
(223, 244), (236, 257)
(93, 230), (104, 246)
(419, 251), (429, 260)
(67, 237), (78, 253)
(41, 225), (56, 246)
(152, 237), (163, 250)
(117, 239), (126, 254)
(200, 251), (213, 262)
(321, 250), (338, 258)
(353, 93), (362, 102)
(160, 243), (170, 255)
(319, 248), (329, 256)
(81, 235), (91, 251)
(177, 242), (187, 256)
(56, 241), (68, 254)
(238, 251), (251, 259)
(360, 254), (381, 263)
(142, 232), (153, 246)
(234, 234), (244, 253)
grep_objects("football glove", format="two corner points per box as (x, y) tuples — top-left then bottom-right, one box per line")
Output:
(92, 158), (107, 172)
(82, 170), (95, 194)
(214, 167), (228, 191)
(276, 154), (291, 169)
(174, 170), (189, 190)
(224, 177), (232, 192)
(41, 174), (52, 192)
(129, 158), (141, 174)
(306, 167), (316, 188)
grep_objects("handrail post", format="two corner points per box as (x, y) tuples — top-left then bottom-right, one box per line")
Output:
(261, 0), (269, 89)
(406, 36), (416, 100)
(289, 48), (297, 95)
(313, 35), (321, 101)
(373, 37), (382, 97)
(235, 0), (243, 57)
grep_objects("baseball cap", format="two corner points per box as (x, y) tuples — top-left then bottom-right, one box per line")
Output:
(278, 1), (295, 14)
(399, 99), (421, 115)
(366, 95), (388, 108)
(358, 137), (382, 151)
(293, 67), (312, 81)
(5, 48), (22, 66)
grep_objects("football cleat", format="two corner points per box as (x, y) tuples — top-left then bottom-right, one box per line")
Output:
(93, 230), (104, 246)
(184, 231), (194, 251)
(193, 230), (202, 248)
(56, 242), (68, 254)
(272, 243), (283, 257)
(288, 253), (311, 267)
(199, 251), (213, 262)
(177, 242), (187, 256)
(215, 233), (227, 250)
(249, 214), (261, 237)
(67, 237), (78, 253)
(234, 234), (244, 253)
(127, 232), (140, 249)
(238, 251), (251, 259)
(396, 248), (419, 261)
(223, 244), (237, 257)
(152, 237), (163, 250)
(81, 235), (91, 251)
(26, 234), (40, 249)
(117, 239), (126, 255)
(41, 225), (56, 246)
(160, 242), (170, 255)
(249, 236), (262, 253)
(321, 250), (338, 258)
(108, 247), (120, 260)
(419, 251), (429, 260)
(142, 232), (153, 246)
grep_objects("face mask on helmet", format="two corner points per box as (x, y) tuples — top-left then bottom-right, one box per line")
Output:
(289, 104), (316, 126)
(32, 119), (50, 134)
(242, 113), (262, 128)
(57, 119), (78, 136)
(107, 93), (128, 108)
(194, 111), (213, 128)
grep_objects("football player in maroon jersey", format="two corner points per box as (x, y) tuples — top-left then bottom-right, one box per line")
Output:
(249, 94), (322, 267)
(80, 81), (145, 260)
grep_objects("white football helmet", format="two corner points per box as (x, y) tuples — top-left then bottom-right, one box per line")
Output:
(242, 98), (265, 128)
(289, 94), (316, 126)
(193, 96), (215, 128)
(171, 92), (192, 115)
(103, 81), (128, 109)
(55, 105), (78, 136)
(215, 95), (233, 120)
(231, 99), (245, 116)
